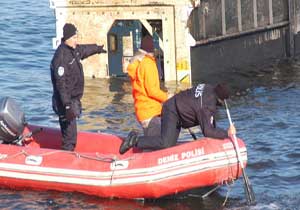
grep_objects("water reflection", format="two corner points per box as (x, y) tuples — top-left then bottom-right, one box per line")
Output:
(2, 56), (300, 210)
(0, 189), (165, 210)
(2, 0), (300, 208)
(79, 77), (139, 135)
(0, 187), (246, 210)
(78, 77), (198, 140)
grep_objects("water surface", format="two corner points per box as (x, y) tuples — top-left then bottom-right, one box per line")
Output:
(0, 0), (300, 209)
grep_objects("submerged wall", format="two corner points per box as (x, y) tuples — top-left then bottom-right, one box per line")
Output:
(191, 28), (288, 85)
(189, 0), (300, 84)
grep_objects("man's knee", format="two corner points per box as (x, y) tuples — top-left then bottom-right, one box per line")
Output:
(159, 138), (176, 149)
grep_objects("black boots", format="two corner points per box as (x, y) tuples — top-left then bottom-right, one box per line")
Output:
(119, 131), (139, 154)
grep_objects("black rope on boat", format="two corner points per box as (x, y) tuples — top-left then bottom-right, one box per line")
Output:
(78, 153), (116, 163)
(110, 160), (116, 186)
(0, 150), (27, 160)
(0, 148), (118, 164)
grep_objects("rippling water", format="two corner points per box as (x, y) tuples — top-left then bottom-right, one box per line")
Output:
(1, 0), (300, 209)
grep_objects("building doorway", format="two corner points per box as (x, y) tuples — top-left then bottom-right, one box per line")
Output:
(107, 20), (164, 80)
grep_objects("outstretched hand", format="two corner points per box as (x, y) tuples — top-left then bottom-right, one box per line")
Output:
(98, 45), (107, 53)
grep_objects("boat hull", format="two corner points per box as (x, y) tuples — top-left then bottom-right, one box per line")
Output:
(0, 124), (247, 199)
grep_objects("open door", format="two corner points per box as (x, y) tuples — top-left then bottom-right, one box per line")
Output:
(107, 20), (141, 77)
(107, 20), (165, 80)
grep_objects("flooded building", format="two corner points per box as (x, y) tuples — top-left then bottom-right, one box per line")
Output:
(50, 0), (300, 84)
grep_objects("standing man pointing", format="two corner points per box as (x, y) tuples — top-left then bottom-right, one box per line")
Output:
(50, 23), (107, 151)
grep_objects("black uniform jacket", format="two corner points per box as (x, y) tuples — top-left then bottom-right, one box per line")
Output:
(173, 84), (228, 139)
(50, 42), (102, 114)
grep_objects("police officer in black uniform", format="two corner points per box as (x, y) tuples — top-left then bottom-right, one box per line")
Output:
(50, 23), (106, 151)
(119, 83), (236, 154)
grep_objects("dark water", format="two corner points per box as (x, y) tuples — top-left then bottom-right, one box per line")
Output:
(1, 1), (300, 209)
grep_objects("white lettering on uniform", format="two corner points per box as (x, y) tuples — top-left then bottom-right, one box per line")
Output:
(195, 84), (205, 98)
(69, 58), (75, 65)
(210, 116), (214, 125)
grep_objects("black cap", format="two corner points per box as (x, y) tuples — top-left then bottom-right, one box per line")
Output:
(63, 23), (77, 41)
(214, 83), (230, 100)
(141, 35), (154, 53)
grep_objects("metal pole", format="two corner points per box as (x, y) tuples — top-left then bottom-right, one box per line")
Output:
(237, 0), (242, 32)
(197, 6), (202, 39)
(222, 0), (226, 35)
(269, 0), (273, 25)
(202, 7), (207, 38)
(224, 100), (256, 205)
(253, 0), (258, 28)
(288, 0), (296, 57)
(197, 4), (206, 39)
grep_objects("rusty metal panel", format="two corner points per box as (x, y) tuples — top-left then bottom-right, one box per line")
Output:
(225, 0), (238, 34)
(188, 8), (201, 40)
(296, 0), (300, 33)
(257, 0), (270, 27)
(297, 0), (300, 12)
(188, 0), (290, 43)
(294, 0), (300, 54)
(202, 0), (222, 38)
(191, 27), (288, 83)
(273, 0), (288, 23)
(188, 1), (223, 41)
(241, 0), (254, 31)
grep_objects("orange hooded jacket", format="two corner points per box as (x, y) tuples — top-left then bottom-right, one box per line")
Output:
(127, 50), (167, 122)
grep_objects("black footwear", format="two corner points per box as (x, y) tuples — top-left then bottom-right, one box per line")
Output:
(119, 131), (138, 154)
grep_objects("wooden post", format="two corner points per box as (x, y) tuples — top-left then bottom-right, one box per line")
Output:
(288, 0), (296, 57)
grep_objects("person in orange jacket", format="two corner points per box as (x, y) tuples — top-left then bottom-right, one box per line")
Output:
(127, 35), (171, 136)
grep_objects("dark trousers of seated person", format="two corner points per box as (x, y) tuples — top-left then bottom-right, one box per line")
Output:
(59, 117), (77, 151)
(136, 107), (181, 150)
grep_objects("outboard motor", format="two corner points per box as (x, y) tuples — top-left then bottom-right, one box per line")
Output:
(0, 97), (25, 143)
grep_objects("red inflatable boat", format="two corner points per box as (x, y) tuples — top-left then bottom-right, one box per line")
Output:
(0, 124), (247, 199)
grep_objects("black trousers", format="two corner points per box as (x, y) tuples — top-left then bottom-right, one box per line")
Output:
(137, 104), (181, 150)
(142, 116), (161, 136)
(59, 117), (77, 151)
(53, 97), (81, 151)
